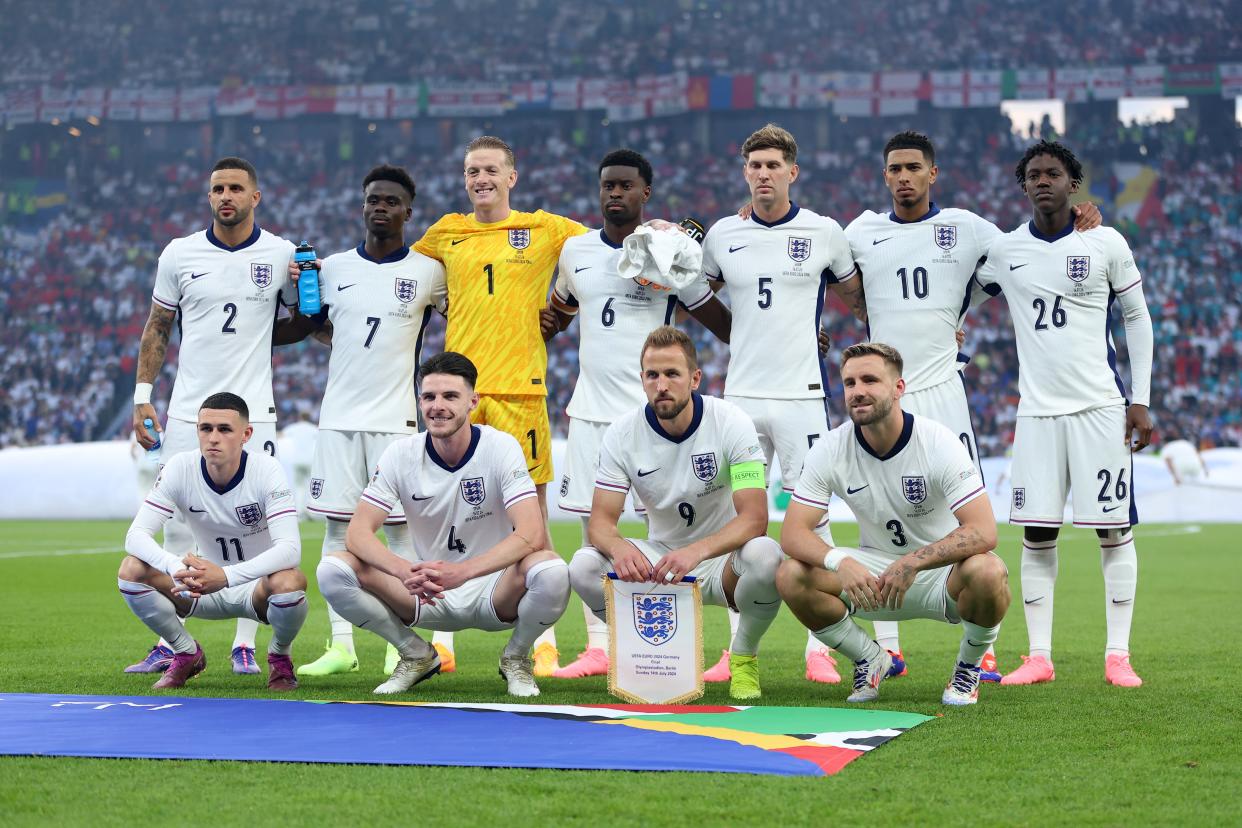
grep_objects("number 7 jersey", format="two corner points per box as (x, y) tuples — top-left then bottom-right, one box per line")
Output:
(974, 221), (1144, 416)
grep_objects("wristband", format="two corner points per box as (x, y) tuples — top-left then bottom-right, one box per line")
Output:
(823, 547), (849, 571)
(134, 383), (153, 405)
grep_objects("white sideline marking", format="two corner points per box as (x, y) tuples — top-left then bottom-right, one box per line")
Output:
(0, 546), (120, 560)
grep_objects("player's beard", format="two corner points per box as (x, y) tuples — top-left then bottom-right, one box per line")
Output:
(213, 203), (252, 228)
(652, 394), (690, 421)
(848, 394), (894, 427)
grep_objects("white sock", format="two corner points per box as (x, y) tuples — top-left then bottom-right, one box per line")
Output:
(805, 629), (825, 658)
(504, 559), (570, 658)
(583, 601), (608, 650)
(811, 615), (882, 664)
(232, 618), (260, 650)
(958, 620), (1001, 667)
(534, 627), (557, 649)
(323, 520), (355, 650)
(385, 522), (415, 561)
(1100, 530), (1137, 656)
(567, 547), (609, 624)
(266, 591), (307, 656)
(727, 608), (741, 650)
(432, 630), (455, 652)
(119, 579), (195, 654)
(873, 620), (901, 654)
(316, 556), (431, 659)
(1021, 539), (1058, 661)
(728, 538), (782, 656)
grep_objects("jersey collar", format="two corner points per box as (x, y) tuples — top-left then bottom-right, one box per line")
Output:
(206, 224), (261, 252)
(888, 202), (941, 224)
(355, 243), (410, 264)
(1027, 219), (1075, 243)
(598, 228), (623, 249)
(644, 392), (704, 444)
(427, 425), (482, 472)
(750, 202), (800, 228)
(854, 411), (915, 461)
(201, 450), (248, 495)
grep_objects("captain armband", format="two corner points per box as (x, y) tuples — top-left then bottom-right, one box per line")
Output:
(729, 461), (766, 492)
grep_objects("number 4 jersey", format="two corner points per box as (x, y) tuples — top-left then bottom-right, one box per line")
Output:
(152, 226), (296, 423)
(361, 425), (538, 562)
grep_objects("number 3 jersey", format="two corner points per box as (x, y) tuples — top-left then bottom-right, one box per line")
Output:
(135, 449), (300, 584)
(152, 226), (296, 423)
(595, 393), (765, 548)
(792, 412), (985, 563)
(317, 245), (447, 433)
(974, 222), (1148, 416)
(362, 425), (537, 562)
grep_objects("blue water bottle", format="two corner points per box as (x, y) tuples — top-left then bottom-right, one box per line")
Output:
(295, 241), (321, 315)
(142, 417), (161, 465)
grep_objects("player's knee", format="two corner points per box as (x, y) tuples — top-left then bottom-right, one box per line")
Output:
(965, 553), (1009, 592)
(736, 537), (782, 584)
(776, 557), (812, 599)
(316, 554), (359, 600)
(568, 547), (608, 593)
(268, 567), (307, 594)
(117, 555), (149, 582)
(526, 556), (569, 594)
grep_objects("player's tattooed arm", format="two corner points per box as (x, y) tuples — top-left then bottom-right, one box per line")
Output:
(133, 303), (176, 445)
(830, 275), (868, 323)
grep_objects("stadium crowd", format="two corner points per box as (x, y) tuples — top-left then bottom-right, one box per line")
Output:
(1, 110), (1239, 453)
(2, 0), (1241, 86)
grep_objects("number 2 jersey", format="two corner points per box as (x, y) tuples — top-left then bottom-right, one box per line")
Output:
(316, 244), (447, 433)
(595, 393), (766, 548)
(362, 425), (537, 563)
(974, 222), (1151, 417)
(127, 449), (300, 585)
(152, 226), (296, 423)
(792, 412), (985, 563)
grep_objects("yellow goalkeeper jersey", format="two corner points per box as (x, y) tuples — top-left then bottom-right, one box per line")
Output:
(414, 209), (588, 396)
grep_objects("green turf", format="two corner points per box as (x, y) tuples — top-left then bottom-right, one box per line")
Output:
(0, 520), (1237, 826)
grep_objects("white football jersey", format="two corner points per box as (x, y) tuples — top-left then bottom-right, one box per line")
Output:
(701, 205), (857, 399)
(152, 226), (296, 422)
(362, 425), (537, 563)
(554, 229), (714, 423)
(845, 205), (1002, 392)
(793, 412), (985, 563)
(142, 449), (298, 576)
(317, 245), (447, 433)
(975, 223), (1144, 416)
(596, 394), (766, 547)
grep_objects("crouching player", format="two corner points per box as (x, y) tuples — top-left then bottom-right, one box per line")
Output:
(569, 326), (783, 700)
(120, 392), (306, 691)
(778, 343), (1010, 705)
(317, 352), (569, 697)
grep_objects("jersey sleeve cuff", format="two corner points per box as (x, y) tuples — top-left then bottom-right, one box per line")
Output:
(504, 488), (537, 508)
(680, 287), (713, 311)
(948, 485), (986, 512)
(1114, 277), (1142, 294)
(594, 479), (630, 494)
(151, 293), (178, 311)
(791, 492), (830, 509)
(361, 491), (394, 512)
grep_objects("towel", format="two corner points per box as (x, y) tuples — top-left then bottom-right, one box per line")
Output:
(617, 223), (704, 291)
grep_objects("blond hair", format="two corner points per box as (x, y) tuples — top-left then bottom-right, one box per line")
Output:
(741, 123), (798, 164)
(841, 342), (904, 376)
(464, 135), (515, 168)
(641, 325), (698, 371)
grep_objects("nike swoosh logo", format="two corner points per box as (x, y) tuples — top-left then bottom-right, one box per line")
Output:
(753, 599), (781, 606)
(637, 468), (660, 477)
(528, 465), (542, 473)
(188, 507), (206, 513)
(967, 640), (988, 647)
(451, 239), (468, 246)
(190, 272), (208, 279)
(574, 266), (591, 273)
(1009, 263), (1028, 271)
(1111, 598), (1133, 605)
(1102, 505), (1123, 513)
(872, 238), (892, 246)
(1024, 596), (1044, 605)
(728, 245), (747, 253)
(337, 284), (356, 291)
(846, 485), (868, 494)
(411, 495), (433, 501)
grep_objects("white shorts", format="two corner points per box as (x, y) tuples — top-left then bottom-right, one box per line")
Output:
(558, 417), (645, 515)
(411, 569), (510, 632)
(1010, 405), (1137, 528)
(308, 429), (407, 523)
(725, 395), (830, 492)
(186, 579), (261, 622)
(162, 417), (280, 466)
(839, 546), (962, 625)
(902, 374), (982, 475)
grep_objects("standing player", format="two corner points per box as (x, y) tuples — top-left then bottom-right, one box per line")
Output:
(700, 123), (864, 684)
(778, 344), (1009, 705)
(413, 136), (588, 675)
(568, 327), (784, 700)
(279, 165), (447, 678)
(316, 353), (570, 697)
(545, 149), (731, 678)
(120, 393), (306, 691)
(129, 157), (296, 676)
(974, 141), (1153, 687)
(844, 131), (1099, 680)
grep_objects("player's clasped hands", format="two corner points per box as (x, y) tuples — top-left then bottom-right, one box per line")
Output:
(876, 561), (917, 611)
(837, 556), (884, 613)
(401, 560), (471, 604)
(651, 544), (706, 586)
(171, 554), (227, 599)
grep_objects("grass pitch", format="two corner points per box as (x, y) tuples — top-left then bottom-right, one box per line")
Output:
(0, 519), (1237, 826)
